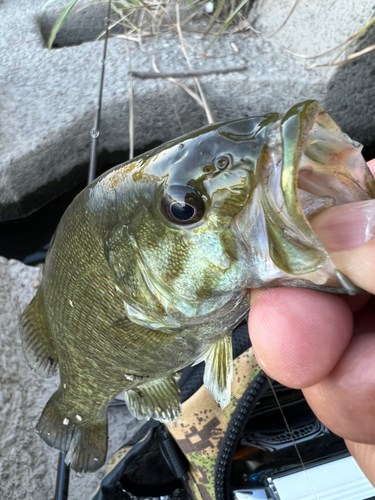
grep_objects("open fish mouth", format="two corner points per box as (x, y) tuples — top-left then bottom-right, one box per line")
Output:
(236, 101), (375, 292)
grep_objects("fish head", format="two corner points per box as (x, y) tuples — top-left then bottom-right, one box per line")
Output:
(89, 101), (375, 328)
(89, 115), (277, 325)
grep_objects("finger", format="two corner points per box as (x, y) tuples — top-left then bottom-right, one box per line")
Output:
(330, 240), (375, 295)
(303, 333), (375, 444)
(308, 159), (375, 294)
(248, 288), (352, 388)
(310, 200), (375, 294)
(345, 440), (375, 487)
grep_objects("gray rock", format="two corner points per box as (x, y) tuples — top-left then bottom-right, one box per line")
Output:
(39, 1), (114, 48)
(0, 257), (144, 500)
(1, 0), (375, 220)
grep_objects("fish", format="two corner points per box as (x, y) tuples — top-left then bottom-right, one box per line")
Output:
(21, 100), (375, 473)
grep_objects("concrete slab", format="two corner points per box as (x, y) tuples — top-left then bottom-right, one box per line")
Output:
(325, 22), (375, 159)
(253, 0), (374, 65)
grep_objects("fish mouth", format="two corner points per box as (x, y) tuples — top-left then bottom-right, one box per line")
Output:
(236, 101), (375, 290)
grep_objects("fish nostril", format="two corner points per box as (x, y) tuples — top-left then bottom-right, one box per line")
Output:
(215, 155), (231, 170)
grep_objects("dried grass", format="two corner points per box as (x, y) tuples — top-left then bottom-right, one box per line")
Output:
(45, 0), (256, 53)
(287, 14), (375, 70)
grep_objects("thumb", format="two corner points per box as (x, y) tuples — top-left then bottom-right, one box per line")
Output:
(310, 198), (375, 295)
(345, 440), (375, 487)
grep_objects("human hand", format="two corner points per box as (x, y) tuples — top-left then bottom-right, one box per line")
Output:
(248, 160), (375, 485)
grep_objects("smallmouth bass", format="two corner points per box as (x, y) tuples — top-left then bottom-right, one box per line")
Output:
(21, 101), (375, 473)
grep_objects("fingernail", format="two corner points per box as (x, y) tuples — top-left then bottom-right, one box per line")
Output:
(310, 200), (375, 252)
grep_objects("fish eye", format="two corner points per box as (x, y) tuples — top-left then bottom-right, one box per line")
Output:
(161, 186), (204, 225)
(215, 155), (231, 170)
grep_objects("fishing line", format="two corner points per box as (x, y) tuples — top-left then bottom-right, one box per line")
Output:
(88, 0), (112, 184)
(126, 40), (134, 160)
(266, 373), (319, 500)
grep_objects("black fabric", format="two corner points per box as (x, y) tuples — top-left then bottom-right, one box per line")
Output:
(178, 363), (205, 403)
(126, 419), (158, 448)
(157, 427), (189, 481)
(122, 434), (177, 488)
(231, 323), (252, 357)
(93, 422), (178, 500)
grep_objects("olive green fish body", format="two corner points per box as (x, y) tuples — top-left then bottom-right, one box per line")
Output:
(21, 101), (375, 472)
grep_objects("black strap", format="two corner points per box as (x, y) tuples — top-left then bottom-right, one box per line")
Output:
(215, 371), (271, 500)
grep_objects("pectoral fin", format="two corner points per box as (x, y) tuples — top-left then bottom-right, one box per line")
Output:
(198, 335), (233, 409)
(124, 374), (181, 423)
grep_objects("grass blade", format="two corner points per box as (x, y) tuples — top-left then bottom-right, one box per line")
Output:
(47, 0), (80, 49)
(205, 0), (226, 35)
(330, 15), (375, 66)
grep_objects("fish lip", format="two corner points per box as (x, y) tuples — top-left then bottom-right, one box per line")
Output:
(249, 101), (329, 276)
(244, 100), (375, 277)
